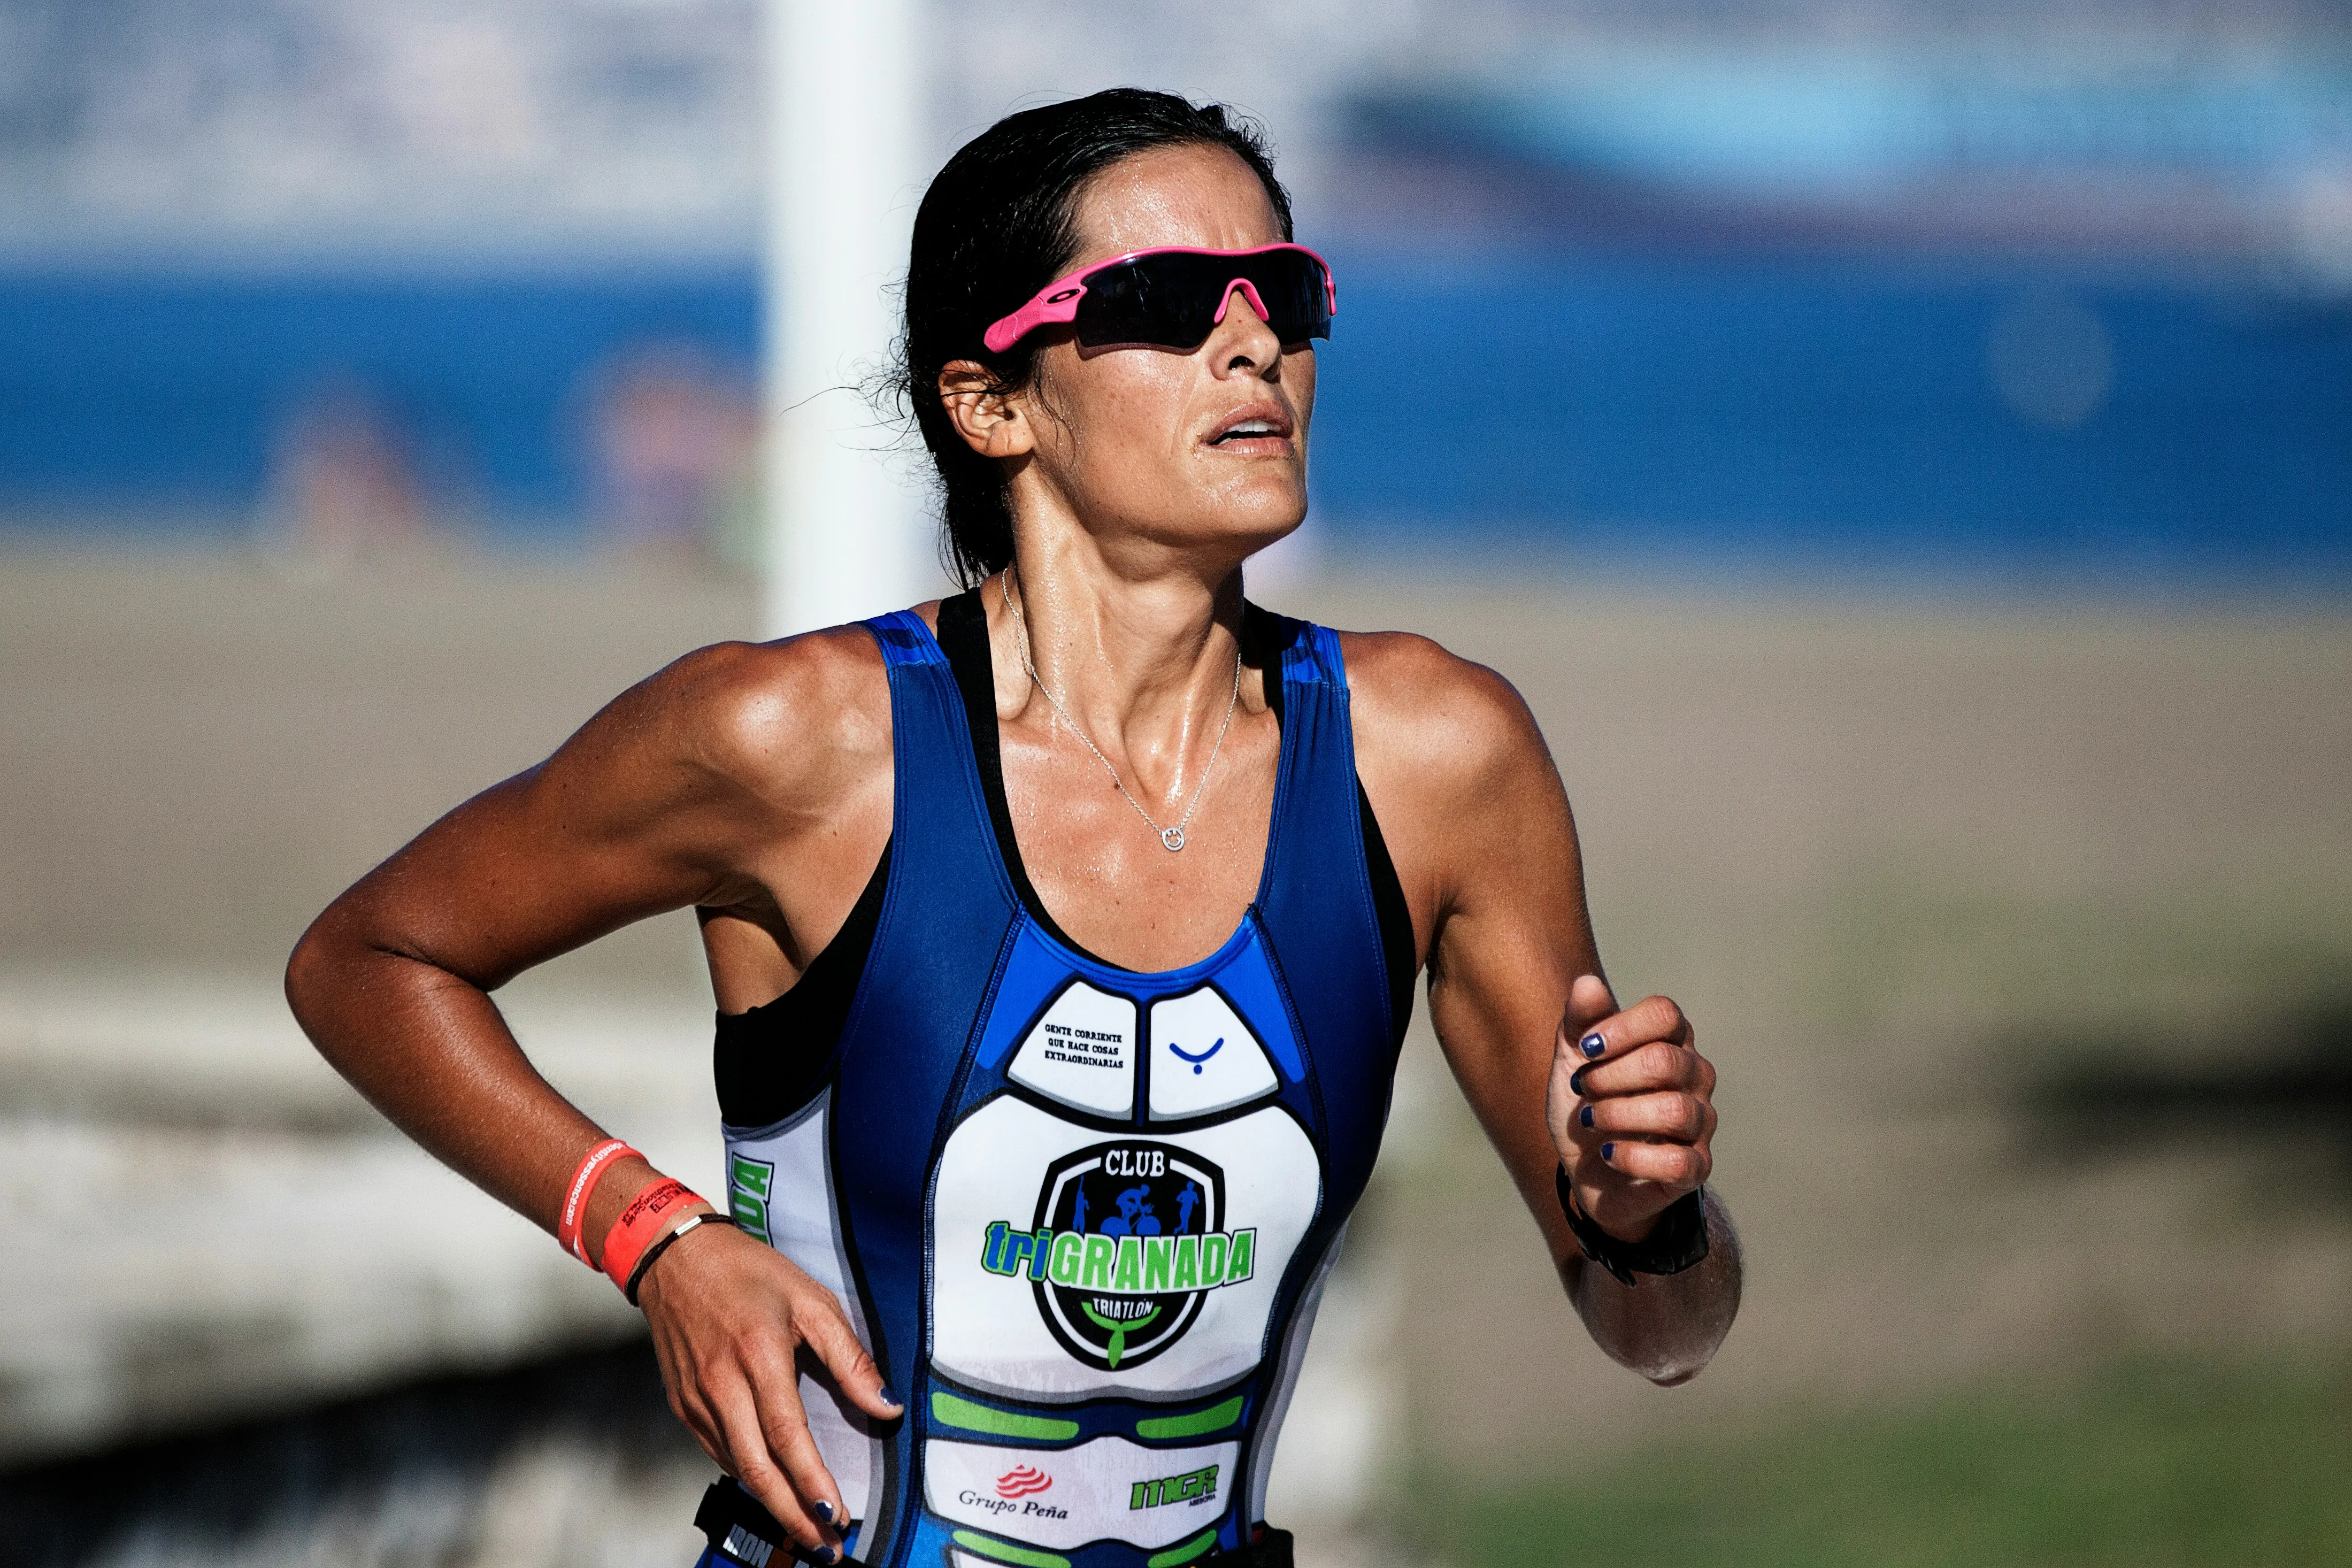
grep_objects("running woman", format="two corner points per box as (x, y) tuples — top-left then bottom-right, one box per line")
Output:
(288, 89), (1740, 1568)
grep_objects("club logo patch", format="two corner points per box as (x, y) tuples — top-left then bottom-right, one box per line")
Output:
(978, 1141), (1256, 1371)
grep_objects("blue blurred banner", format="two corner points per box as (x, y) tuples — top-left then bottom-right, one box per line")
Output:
(1, 256), (2346, 583)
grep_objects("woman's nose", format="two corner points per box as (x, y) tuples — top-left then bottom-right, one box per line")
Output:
(1220, 279), (1271, 324)
(1210, 283), (1279, 369)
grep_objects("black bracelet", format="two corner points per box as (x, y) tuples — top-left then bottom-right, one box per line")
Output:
(1555, 1165), (1708, 1288)
(626, 1212), (736, 1306)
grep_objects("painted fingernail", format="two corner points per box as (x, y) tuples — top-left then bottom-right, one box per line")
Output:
(1579, 1033), (1605, 1058)
(1579, 1105), (1594, 1128)
(1601, 1142), (1616, 1161)
(1568, 1068), (1585, 1095)
(814, 1546), (840, 1564)
(813, 1500), (836, 1525)
(879, 1386), (903, 1409)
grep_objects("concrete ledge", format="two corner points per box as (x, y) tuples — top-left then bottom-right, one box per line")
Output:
(2, 970), (721, 1465)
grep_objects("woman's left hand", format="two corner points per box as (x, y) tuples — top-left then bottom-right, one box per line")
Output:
(1544, 974), (1717, 1243)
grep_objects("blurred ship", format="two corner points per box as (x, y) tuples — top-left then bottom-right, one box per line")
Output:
(1339, 44), (2352, 282)
(5, 0), (2340, 274)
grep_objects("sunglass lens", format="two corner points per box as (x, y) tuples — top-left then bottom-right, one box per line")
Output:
(1073, 251), (1329, 350)
(1251, 252), (1332, 341)
(1072, 253), (1217, 349)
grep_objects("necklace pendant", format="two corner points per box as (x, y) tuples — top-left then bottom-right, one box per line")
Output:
(1160, 825), (1186, 852)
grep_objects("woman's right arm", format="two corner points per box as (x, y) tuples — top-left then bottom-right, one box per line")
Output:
(284, 628), (899, 1560)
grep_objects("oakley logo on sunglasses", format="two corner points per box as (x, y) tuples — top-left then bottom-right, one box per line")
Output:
(983, 243), (1335, 355)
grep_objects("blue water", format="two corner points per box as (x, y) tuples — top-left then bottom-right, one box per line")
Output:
(0, 268), (760, 529)
(1314, 256), (2352, 583)
(1, 256), (2347, 580)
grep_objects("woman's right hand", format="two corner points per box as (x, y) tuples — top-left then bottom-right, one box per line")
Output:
(637, 1221), (905, 1560)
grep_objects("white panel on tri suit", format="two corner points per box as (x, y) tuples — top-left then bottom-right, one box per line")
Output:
(929, 1095), (1321, 1402)
(1147, 987), (1278, 1121)
(925, 1434), (1239, 1550)
(1006, 982), (1138, 1117)
(722, 1089), (881, 1523)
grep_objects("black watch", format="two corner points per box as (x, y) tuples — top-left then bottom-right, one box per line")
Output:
(1555, 1165), (1709, 1288)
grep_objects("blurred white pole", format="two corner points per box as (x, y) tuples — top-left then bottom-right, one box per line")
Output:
(760, 0), (931, 638)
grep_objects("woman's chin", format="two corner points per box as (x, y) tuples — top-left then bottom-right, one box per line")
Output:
(1089, 481), (1305, 571)
(1203, 480), (1309, 548)
(1156, 509), (1303, 570)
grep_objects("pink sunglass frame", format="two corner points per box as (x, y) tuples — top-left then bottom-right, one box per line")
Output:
(981, 242), (1338, 355)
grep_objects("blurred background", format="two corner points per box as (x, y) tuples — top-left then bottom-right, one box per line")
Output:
(4, 0), (2350, 1564)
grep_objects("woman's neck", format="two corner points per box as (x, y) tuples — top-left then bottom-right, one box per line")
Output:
(990, 531), (1255, 805)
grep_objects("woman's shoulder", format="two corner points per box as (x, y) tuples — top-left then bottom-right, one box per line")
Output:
(604, 618), (898, 806)
(1328, 624), (1556, 820)
(1337, 627), (1542, 758)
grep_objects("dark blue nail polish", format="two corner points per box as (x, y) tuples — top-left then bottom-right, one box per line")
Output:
(1579, 1033), (1606, 1058)
(880, 1386), (903, 1409)
(814, 1546), (839, 1564)
(1579, 1104), (1594, 1128)
(1601, 1142), (1616, 1160)
(1568, 1067), (1585, 1095)
(813, 1500), (835, 1525)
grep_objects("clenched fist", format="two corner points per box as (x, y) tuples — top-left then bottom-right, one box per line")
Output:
(1544, 974), (1717, 1246)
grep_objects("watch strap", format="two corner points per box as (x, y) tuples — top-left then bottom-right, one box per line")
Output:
(1556, 1165), (1708, 1287)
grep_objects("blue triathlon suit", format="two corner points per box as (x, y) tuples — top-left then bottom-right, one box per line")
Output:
(692, 590), (1416, 1568)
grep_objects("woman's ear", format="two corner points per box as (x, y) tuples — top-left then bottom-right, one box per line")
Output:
(939, 361), (1036, 459)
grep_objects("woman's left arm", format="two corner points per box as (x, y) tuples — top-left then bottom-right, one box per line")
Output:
(1347, 632), (1741, 1385)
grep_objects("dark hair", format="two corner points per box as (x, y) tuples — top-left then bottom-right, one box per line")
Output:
(900, 89), (1295, 586)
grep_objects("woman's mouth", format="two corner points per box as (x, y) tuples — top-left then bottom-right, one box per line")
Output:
(1206, 410), (1294, 449)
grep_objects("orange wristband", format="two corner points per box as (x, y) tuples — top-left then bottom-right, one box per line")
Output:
(556, 1138), (637, 1266)
(599, 1177), (706, 1288)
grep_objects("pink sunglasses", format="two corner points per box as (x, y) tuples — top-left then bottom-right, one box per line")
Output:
(982, 242), (1336, 355)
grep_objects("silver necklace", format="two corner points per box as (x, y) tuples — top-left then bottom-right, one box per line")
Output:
(1003, 566), (1241, 853)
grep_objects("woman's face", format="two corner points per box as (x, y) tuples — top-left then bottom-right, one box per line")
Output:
(956, 143), (1318, 566)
